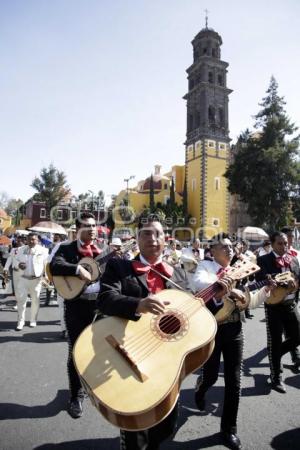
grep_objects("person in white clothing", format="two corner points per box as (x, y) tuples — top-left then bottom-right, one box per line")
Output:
(4, 236), (24, 309)
(15, 232), (48, 330)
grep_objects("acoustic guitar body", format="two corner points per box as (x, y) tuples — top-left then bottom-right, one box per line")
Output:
(52, 257), (99, 300)
(73, 289), (216, 431)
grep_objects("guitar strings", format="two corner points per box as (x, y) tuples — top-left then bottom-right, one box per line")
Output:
(124, 283), (218, 350)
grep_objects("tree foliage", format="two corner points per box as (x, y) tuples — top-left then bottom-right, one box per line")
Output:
(31, 164), (70, 216)
(225, 76), (300, 230)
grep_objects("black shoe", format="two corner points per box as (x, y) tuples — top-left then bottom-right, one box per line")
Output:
(271, 380), (286, 394)
(221, 431), (242, 449)
(67, 397), (83, 418)
(194, 391), (206, 411)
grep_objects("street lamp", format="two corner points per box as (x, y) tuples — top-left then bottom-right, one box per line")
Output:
(124, 175), (135, 205)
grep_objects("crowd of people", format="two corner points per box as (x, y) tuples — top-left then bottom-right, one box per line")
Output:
(1, 216), (300, 450)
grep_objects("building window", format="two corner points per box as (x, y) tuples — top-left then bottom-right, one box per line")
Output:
(164, 196), (169, 205)
(195, 112), (200, 128)
(57, 209), (63, 220)
(164, 183), (168, 190)
(208, 106), (215, 125)
(214, 177), (220, 190)
(212, 218), (220, 226)
(219, 143), (225, 150)
(40, 208), (46, 219)
(218, 74), (224, 86)
(208, 140), (215, 148)
(219, 108), (225, 127)
(71, 210), (77, 220)
(208, 71), (213, 83)
(191, 178), (196, 192)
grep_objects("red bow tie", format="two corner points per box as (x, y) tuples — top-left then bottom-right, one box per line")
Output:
(275, 254), (292, 269)
(78, 243), (101, 258)
(132, 261), (174, 294)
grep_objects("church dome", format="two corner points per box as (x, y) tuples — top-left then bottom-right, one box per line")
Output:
(0, 208), (8, 218)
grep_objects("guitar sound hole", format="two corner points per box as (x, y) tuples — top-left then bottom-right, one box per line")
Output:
(158, 314), (181, 335)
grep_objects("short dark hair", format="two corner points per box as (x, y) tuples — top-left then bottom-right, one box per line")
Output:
(75, 212), (96, 229)
(137, 213), (162, 230)
(27, 232), (39, 239)
(209, 232), (232, 247)
(270, 231), (286, 244)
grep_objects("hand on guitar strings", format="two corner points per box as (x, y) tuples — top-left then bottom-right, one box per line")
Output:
(136, 295), (170, 315)
(77, 264), (92, 282)
(265, 276), (277, 293)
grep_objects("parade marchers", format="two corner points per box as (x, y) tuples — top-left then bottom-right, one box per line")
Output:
(1, 215), (300, 450)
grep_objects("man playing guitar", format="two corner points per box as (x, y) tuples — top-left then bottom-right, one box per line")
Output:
(96, 215), (224, 450)
(193, 233), (274, 450)
(50, 212), (103, 419)
(256, 231), (300, 392)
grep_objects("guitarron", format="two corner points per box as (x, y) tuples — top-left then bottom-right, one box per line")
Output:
(73, 289), (217, 431)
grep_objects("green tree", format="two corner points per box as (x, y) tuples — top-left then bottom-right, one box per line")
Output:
(225, 76), (300, 230)
(6, 198), (24, 225)
(31, 164), (70, 218)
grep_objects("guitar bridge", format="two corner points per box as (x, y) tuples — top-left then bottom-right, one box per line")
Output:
(105, 335), (148, 382)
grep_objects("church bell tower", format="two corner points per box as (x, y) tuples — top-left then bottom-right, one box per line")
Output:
(184, 20), (232, 238)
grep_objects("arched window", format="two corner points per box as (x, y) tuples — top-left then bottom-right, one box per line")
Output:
(219, 108), (225, 127)
(208, 106), (215, 125)
(208, 71), (213, 83)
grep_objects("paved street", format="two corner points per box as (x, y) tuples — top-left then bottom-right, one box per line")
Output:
(0, 291), (299, 450)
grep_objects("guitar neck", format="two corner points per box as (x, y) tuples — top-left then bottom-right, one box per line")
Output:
(95, 242), (135, 267)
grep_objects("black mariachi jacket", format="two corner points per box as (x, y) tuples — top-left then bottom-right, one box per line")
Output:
(97, 257), (190, 321)
(97, 257), (219, 320)
(256, 251), (300, 303)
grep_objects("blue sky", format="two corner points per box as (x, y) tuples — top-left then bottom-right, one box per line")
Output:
(1, 0), (299, 202)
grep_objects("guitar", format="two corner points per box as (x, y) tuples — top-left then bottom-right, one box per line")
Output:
(73, 289), (216, 431)
(215, 271), (296, 323)
(52, 241), (135, 300)
(73, 259), (259, 431)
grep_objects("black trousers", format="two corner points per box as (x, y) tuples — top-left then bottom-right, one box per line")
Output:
(264, 301), (300, 381)
(64, 298), (96, 399)
(196, 321), (243, 434)
(120, 402), (178, 450)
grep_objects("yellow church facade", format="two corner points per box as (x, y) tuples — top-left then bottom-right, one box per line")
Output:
(186, 139), (229, 238)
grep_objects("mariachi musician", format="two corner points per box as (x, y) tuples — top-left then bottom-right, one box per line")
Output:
(256, 231), (300, 393)
(192, 233), (274, 450)
(50, 212), (103, 419)
(96, 216), (233, 450)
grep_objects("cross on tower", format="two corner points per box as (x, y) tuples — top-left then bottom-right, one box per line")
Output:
(205, 9), (209, 28)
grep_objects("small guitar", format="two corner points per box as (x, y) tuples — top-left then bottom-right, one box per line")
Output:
(215, 271), (296, 322)
(52, 241), (135, 300)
